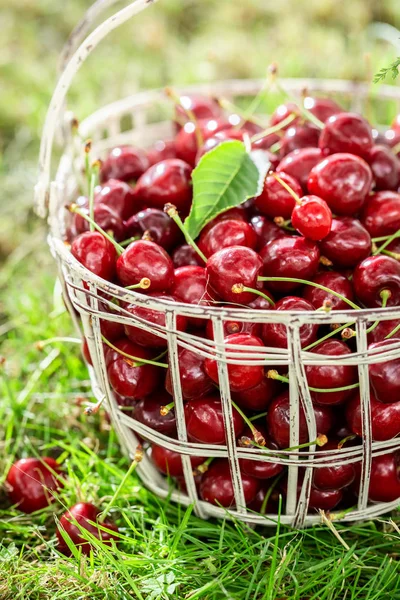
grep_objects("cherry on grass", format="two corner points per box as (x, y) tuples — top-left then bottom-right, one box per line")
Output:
(6, 457), (63, 514)
(367, 145), (400, 190)
(255, 172), (303, 219)
(198, 219), (257, 257)
(74, 203), (126, 242)
(107, 339), (161, 399)
(100, 146), (149, 183)
(133, 391), (177, 435)
(261, 296), (318, 349)
(184, 395), (244, 445)
(302, 271), (355, 311)
(361, 191), (400, 238)
(124, 208), (182, 251)
(94, 179), (138, 220)
(346, 390), (400, 441)
(291, 195), (332, 241)
(368, 338), (400, 403)
(133, 159), (193, 214)
(318, 217), (372, 269)
(165, 346), (214, 400)
(313, 439), (356, 491)
(276, 147), (323, 190)
(116, 239), (175, 292)
(151, 444), (205, 477)
(353, 255), (400, 307)
(249, 214), (286, 249)
(199, 459), (260, 507)
(71, 231), (117, 281)
(318, 112), (373, 159)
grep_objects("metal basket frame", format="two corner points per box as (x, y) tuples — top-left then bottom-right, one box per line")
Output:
(35, 0), (400, 527)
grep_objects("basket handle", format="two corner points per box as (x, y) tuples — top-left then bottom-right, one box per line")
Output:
(35, 0), (159, 218)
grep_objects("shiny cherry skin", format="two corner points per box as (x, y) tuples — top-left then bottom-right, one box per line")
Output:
(313, 439), (355, 491)
(302, 271), (354, 311)
(94, 179), (138, 220)
(353, 255), (400, 307)
(151, 445), (205, 477)
(100, 146), (149, 183)
(57, 502), (119, 556)
(184, 395), (244, 445)
(124, 208), (182, 251)
(147, 140), (177, 166)
(195, 129), (245, 164)
(266, 390), (333, 449)
(107, 339), (160, 399)
(368, 338), (400, 403)
(308, 153), (373, 215)
(384, 128), (400, 153)
(305, 340), (357, 406)
(260, 236), (320, 294)
(270, 102), (300, 129)
(175, 118), (231, 166)
(319, 217), (372, 268)
(124, 293), (187, 348)
(319, 112), (373, 159)
(308, 487), (343, 511)
(198, 219), (257, 258)
(201, 207), (247, 235)
(71, 231), (116, 281)
(361, 191), (400, 238)
(133, 391), (176, 436)
(277, 147), (323, 191)
(280, 124), (320, 157)
(303, 96), (343, 122)
(291, 195), (332, 241)
(367, 319), (400, 344)
(200, 459), (260, 507)
(262, 296), (318, 349)
(239, 427), (283, 480)
(204, 333), (265, 392)
(205, 314), (262, 341)
(116, 239), (174, 291)
(232, 376), (278, 411)
(100, 318), (125, 344)
(172, 244), (203, 267)
(250, 215), (285, 250)
(171, 265), (215, 327)
(206, 246), (263, 305)
(74, 203), (126, 242)
(165, 347), (214, 400)
(133, 159), (192, 214)
(6, 457), (62, 513)
(346, 390), (400, 441)
(255, 172), (303, 219)
(367, 452), (400, 502)
(174, 94), (222, 129)
(367, 145), (400, 190)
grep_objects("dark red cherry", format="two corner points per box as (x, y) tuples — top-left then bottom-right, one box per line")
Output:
(195, 129), (245, 164)
(206, 246), (263, 305)
(239, 428), (283, 480)
(366, 452), (400, 502)
(270, 102), (300, 129)
(204, 333), (265, 392)
(255, 172), (303, 219)
(200, 459), (260, 507)
(171, 265), (215, 327)
(201, 207), (247, 235)
(280, 124), (320, 157)
(147, 140), (177, 166)
(346, 391), (400, 441)
(319, 217), (372, 268)
(165, 347), (214, 400)
(353, 255), (400, 307)
(308, 487), (343, 511)
(260, 236), (320, 294)
(116, 239), (174, 291)
(305, 340), (357, 405)
(313, 439), (355, 491)
(71, 231), (116, 281)
(94, 179), (138, 220)
(261, 296), (318, 349)
(175, 118), (231, 166)
(361, 191), (400, 238)
(368, 338), (400, 403)
(302, 271), (354, 311)
(319, 113), (373, 159)
(175, 94), (222, 129)
(6, 457), (62, 513)
(74, 203), (126, 242)
(233, 376), (278, 411)
(124, 208), (181, 251)
(133, 391), (176, 435)
(277, 147), (323, 191)
(249, 215), (286, 250)
(100, 317), (125, 343)
(308, 153), (373, 216)
(252, 132), (281, 154)
(267, 390), (333, 449)
(291, 195), (332, 241)
(367, 145), (400, 190)
(367, 319), (400, 344)
(171, 244), (204, 267)
(107, 339), (160, 399)
(384, 128), (400, 153)
(303, 96), (342, 123)
(248, 485), (280, 513)
(57, 502), (119, 556)
(133, 159), (192, 214)
(185, 395), (244, 444)
(198, 219), (257, 257)
(151, 445), (205, 477)
(100, 146), (149, 183)
(205, 315), (261, 341)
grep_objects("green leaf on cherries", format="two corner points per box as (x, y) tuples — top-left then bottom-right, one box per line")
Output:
(184, 140), (269, 240)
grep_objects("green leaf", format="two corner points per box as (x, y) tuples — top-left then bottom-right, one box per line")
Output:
(184, 140), (267, 240)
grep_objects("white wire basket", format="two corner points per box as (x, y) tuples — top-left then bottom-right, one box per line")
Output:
(35, 0), (400, 528)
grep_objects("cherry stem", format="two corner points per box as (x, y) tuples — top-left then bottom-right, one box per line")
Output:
(164, 204), (207, 263)
(160, 401), (175, 416)
(194, 456), (214, 475)
(249, 411), (269, 422)
(338, 434), (357, 449)
(217, 97), (267, 129)
(382, 249), (400, 260)
(101, 335), (168, 368)
(35, 337), (81, 350)
(232, 76), (272, 130)
(366, 289), (391, 335)
(274, 217), (295, 231)
(385, 322), (400, 340)
(250, 113), (296, 143)
(231, 284), (276, 307)
(269, 140), (282, 154)
(84, 139), (92, 198)
(275, 81), (325, 130)
(303, 322), (355, 351)
(257, 276), (361, 311)
(271, 172), (301, 204)
(84, 397), (105, 415)
(372, 228), (400, 256)
(165, 87), (204, 149)
(284, 434), (328, 451)
(125, 278), (151, 291)
(231, 399), (266, 446)
(267, 369), (360, 394)
(68, 204), (124, 255)
(120, 236), (141, 247)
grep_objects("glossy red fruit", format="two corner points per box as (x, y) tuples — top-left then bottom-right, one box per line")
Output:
(367, 145), (400, 190)
(57, 502), (119, 556)
(74, 203), (126, 242)
(205, 315), (262, 341)
(308, 153), (373, 215)
(172, 244), (204, 267)
(133, 159), (192, 214)
(6, 457), (62, 513)
(277, 147), (323, 191)
(267, 390), (333, 449)
(361, 191), (400, 238)
(308, 486), (343, 511)
(94, 179), (138, 220)
(255, 171), (303, 219)
(100, 146), (149, 183)
(318, 217), (372, 269)
(367, 319), (400, 344)
(260, 236), (320, 294)
(239, 428), (283, 480)
(291, 195), (332, 241)
(132, 391), (176, 435)
(151, 445), (205, 477)
(171, 266), (215, 327)
(270, 102), (300, 129)
(175, 118), (231, 166)
(302, 271), (354, 311)
(195, 129), (245, 164)
(250, 215), (286, 250)
(353, 255), (400, 307)
(280, 124), (320, 156)
(165, 347), (214, 400)
(198, 219), (257, 258)
(124, 208), (181, 251)
(204, 333), (265, 392)
(303, 96), (342, 122)
(319, 113), (373, 159)
(313, 439), (355, 491)
(206, 246), (263, 305)
(346, 391), (400, 441)
(368, 338), (400, 403)
(366, 452), (400, 502)
(233, 377), (278, 411)
(200, 459), (260, 507)
(147, 140), (177, 166)
(107, 339), (160, 399)
(305, 340), (357, 405)
(116, 240), (174, 291)
(71, 232), (116, 281)
(201, 207), (247, 235)
(175, 94), (222, 128)
(384, 128), (400, 152)
(261, 296), (318, 349)
(184, 396), (244, 444)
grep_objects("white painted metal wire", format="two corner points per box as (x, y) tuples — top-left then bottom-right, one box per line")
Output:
(36, 0), (400, 527)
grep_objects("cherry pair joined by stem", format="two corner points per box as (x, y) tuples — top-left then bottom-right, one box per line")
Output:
(302, 271), (355, 311)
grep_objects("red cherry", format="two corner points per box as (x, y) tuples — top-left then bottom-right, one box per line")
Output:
(172, 244), (204, 267)
(261, 296), (318, 349)
(367, 319), (400, 344)
(198, 219), (257, 257)
(199, 459), (260, 507)
(100, 146), (149, 183)
(302, 96), (342, 123)
(204, 333), (265, 392)
(165, 347), (214, 400)
(366, 453), (400, 503)
(71, 231), (116, 281)
(291, 195), (332, 241)
(308, 487), (343, 511)
(124, 208), (182, 251)
(107, 339), (161, 399)
(318, 217), (372, 268)
(270, 102), (300, 129)
(94, 179), (138, 220)
(277, 147), (323, 191)
(239, 428), (283, 480)
(255, 172), (303, 219)
(361, 191), (400, 238)
(57, 502), (118, 556)
(175, 94), (222, 129)
(6, 457), (62, 513)
(280, 124), (320, 157)
(313, 439), (355, 491)
(249, 215), (286, 250)
(195, 129), (245, 164)
(74, 203), (126, 242)
(171, 265), (216, 327)
(206, 246), (263, 304)
(133, 159), (192, 213)
(302, 271), (354, 311)
(175, 118), (232, 166)
(353, 255), (400, 307)
(319, 113), (373, 159)
(248, 485), (280, 513)
(346, 391), (400, 441)
(367, 145), (400, 190)
(132, 391), (176, 435)
(201, 207), (247, 236)
(151, 445), (205, 477)
(232, 376), (278, 411)
(368, 338), (400, 403)
(205, 314), (262, 341)
(384, 128), (400, 153)
(147, 140), (177, 166)
(184, 395), (244, 444)
(116, 239), (174, 292)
